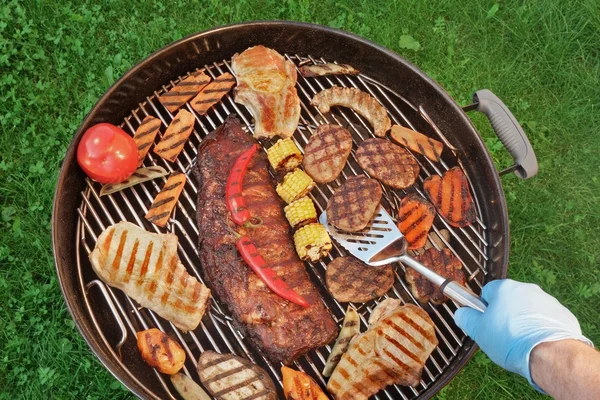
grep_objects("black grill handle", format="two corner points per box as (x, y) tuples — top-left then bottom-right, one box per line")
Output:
(466, 89), (538, 179)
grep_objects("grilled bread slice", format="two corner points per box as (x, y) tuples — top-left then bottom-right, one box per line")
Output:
(390, 125), (444, 163)
(327, 304), (438, 399)
(303, 124), (353, 183)
(197, 351), (277, 400)
(406, 248), (465, 304)
(190, 72), (236, 115)
(153, 109), (195, 163)
(398, 194), (436, 250)
(326, 256), (394, 303)
(326, 176), (382, 232)
(159, 70), (212, 113)
(311, 87), (391, 137)
(89, 221), (210, 332)
(133, 116), (162, 166)
(299, 63), (359, 77)
(423, 167), (476, 228)
(356, 138), (420, 189)
(145, 172), (186, 228)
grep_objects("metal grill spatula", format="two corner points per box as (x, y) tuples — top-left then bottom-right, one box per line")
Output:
(320, 206), (487, 312)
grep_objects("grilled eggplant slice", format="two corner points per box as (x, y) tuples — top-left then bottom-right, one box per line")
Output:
(190, 72), (236, 115)
(145, 172), (186, 227)
(281, 366), (328, 400)
(153, 109), (195, 163)
(302, 124), (353, 184)
(326, 256), (394, 303)
(197, 351), (277, 400)
(299, 63), (359, 77)
(133, 116), (162, 166)
(311, 87), (391, 137)
(390, 124), (444, 163)
(398, 194), (436, 250)
(99, 166), (168, 196)
(322, 306), (360, 377)
(136, 328), (185, 374)
(406, 248), (465, 304)
(170, 373), (211, 400)
(356, 138), (419, 189)
(326, 176), (382, 232)
(423, 167), (476, 228)
(158, 70), (212, 113)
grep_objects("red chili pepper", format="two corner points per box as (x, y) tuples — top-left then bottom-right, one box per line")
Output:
(226, 144), (258, 225)
(236, 235), (310, 308)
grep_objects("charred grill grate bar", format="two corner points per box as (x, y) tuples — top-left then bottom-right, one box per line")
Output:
(76, 55), (488, 399)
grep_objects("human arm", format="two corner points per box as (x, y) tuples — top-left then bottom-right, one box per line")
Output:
(530, 339), (600, 400)
(454, 279), (595, 395)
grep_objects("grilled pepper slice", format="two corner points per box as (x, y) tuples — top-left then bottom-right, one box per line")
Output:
(226, 144), (257, 225)
(136, 328), (185, 374)
(281, 366), (328, 400)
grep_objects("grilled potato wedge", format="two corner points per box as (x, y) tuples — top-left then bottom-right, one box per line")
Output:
(159, 70), (211, 113)
(326, 176), (382, 232)
(299, 63), (359, 77)
(153, 109), (195, 163)
(356, 138), (419, 189)
(133, 116), (162, 166)
(197, 351), (277, 400)
(398, 194), (436, 250)
(281, 366), (328, 400)
(303, 124), (353, 183)
(390, 124), (444, 163)
(170, 373), (211, 400)
(322, 306), (360, 377)
(137, 328), (185, 375)
(145, 172), (186, 227)
(326, 256), (394, 303)
(423, 167), (476, 228)
(190, 72), (236, 115)
(406, 248), (465, 304)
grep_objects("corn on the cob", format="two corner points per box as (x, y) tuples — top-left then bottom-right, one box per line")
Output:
(267, 138), (303, 172)
(276, 169), (315, 204)
(284, 196), (317, 228)
(293, 223), (332, 262)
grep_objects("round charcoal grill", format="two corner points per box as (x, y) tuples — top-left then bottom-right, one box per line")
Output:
(52, 22), (538, 400)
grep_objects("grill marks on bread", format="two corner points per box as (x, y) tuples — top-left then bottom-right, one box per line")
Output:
(326, 256), (394, 303)
(145, 173), (186, 227)
(356, 138), (419, 189)
(190, 73), (236, 115)
(153, 109), (195, 163)
(302, 124), (353, 183)
(89, 221), (210, 332)
(159, 70), (211, 113)
(423, 167), (476, 228)
(406, 248), (465, 304)
(398, 194), (436, 250)
(326, 176), (382, 232)
(133, 116), (161, 165)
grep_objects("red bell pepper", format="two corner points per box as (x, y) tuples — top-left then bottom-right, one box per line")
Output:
(226, 144), (257, 226)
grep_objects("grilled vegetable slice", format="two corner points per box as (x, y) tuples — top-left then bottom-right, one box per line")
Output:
(390, 124), (444, 163)
(325, 256), (394, 303)
(190, 72), (236, 115)
(170, 373), (212, 400)
(322, 306), (360, 377)
(356, 138), (419, 189)
(398, 194), (436, 250)
(423, 167), (476, 228)
(153, 109), (195, 163)
(145, 172), (186, 227)
(276, 169), (315, 204)
(311, 86), (391, 137)
(136, 328), (185, 375)
(302, 124), (353, 184)
(326, 176), (382, 232)
(133, 116), (162, 166)
(197, 351), (277, 400)
(284, 196), (318, 229)
(293, 223), (332, 262)
(267, 138), (303, 172)
(158, 70), (212, 113)
(407, 248), (465, 304)
(299, 63), (359, 78)
(281, 366), (328, 400)
(100, 166), (168, 196)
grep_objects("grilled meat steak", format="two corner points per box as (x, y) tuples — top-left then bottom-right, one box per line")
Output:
(302, 124), (353, 184)
(423, 167), (476, 228)
(326, 256), (394, 303)
(193, 115), (337, 364)
(406, 248), (465, 304)
(398, 194), (436, 250)
(356, 138), (419, 189)
(326, 176), (382, 232)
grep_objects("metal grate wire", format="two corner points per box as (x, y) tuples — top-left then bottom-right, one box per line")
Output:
(75, 54), (489, 400)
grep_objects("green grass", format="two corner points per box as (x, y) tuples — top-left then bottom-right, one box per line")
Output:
(1, 0), (598, 398)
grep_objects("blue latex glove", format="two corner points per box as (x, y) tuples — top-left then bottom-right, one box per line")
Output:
(454, 279), (593, 391)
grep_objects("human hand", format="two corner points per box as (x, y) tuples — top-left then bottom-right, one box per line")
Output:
(454, 279), (592, 390)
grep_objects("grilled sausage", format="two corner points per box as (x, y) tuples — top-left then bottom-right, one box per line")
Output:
(299, 63), (359, 77)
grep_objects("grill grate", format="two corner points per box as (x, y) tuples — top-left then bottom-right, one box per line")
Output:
(76, 54), (489, 399)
